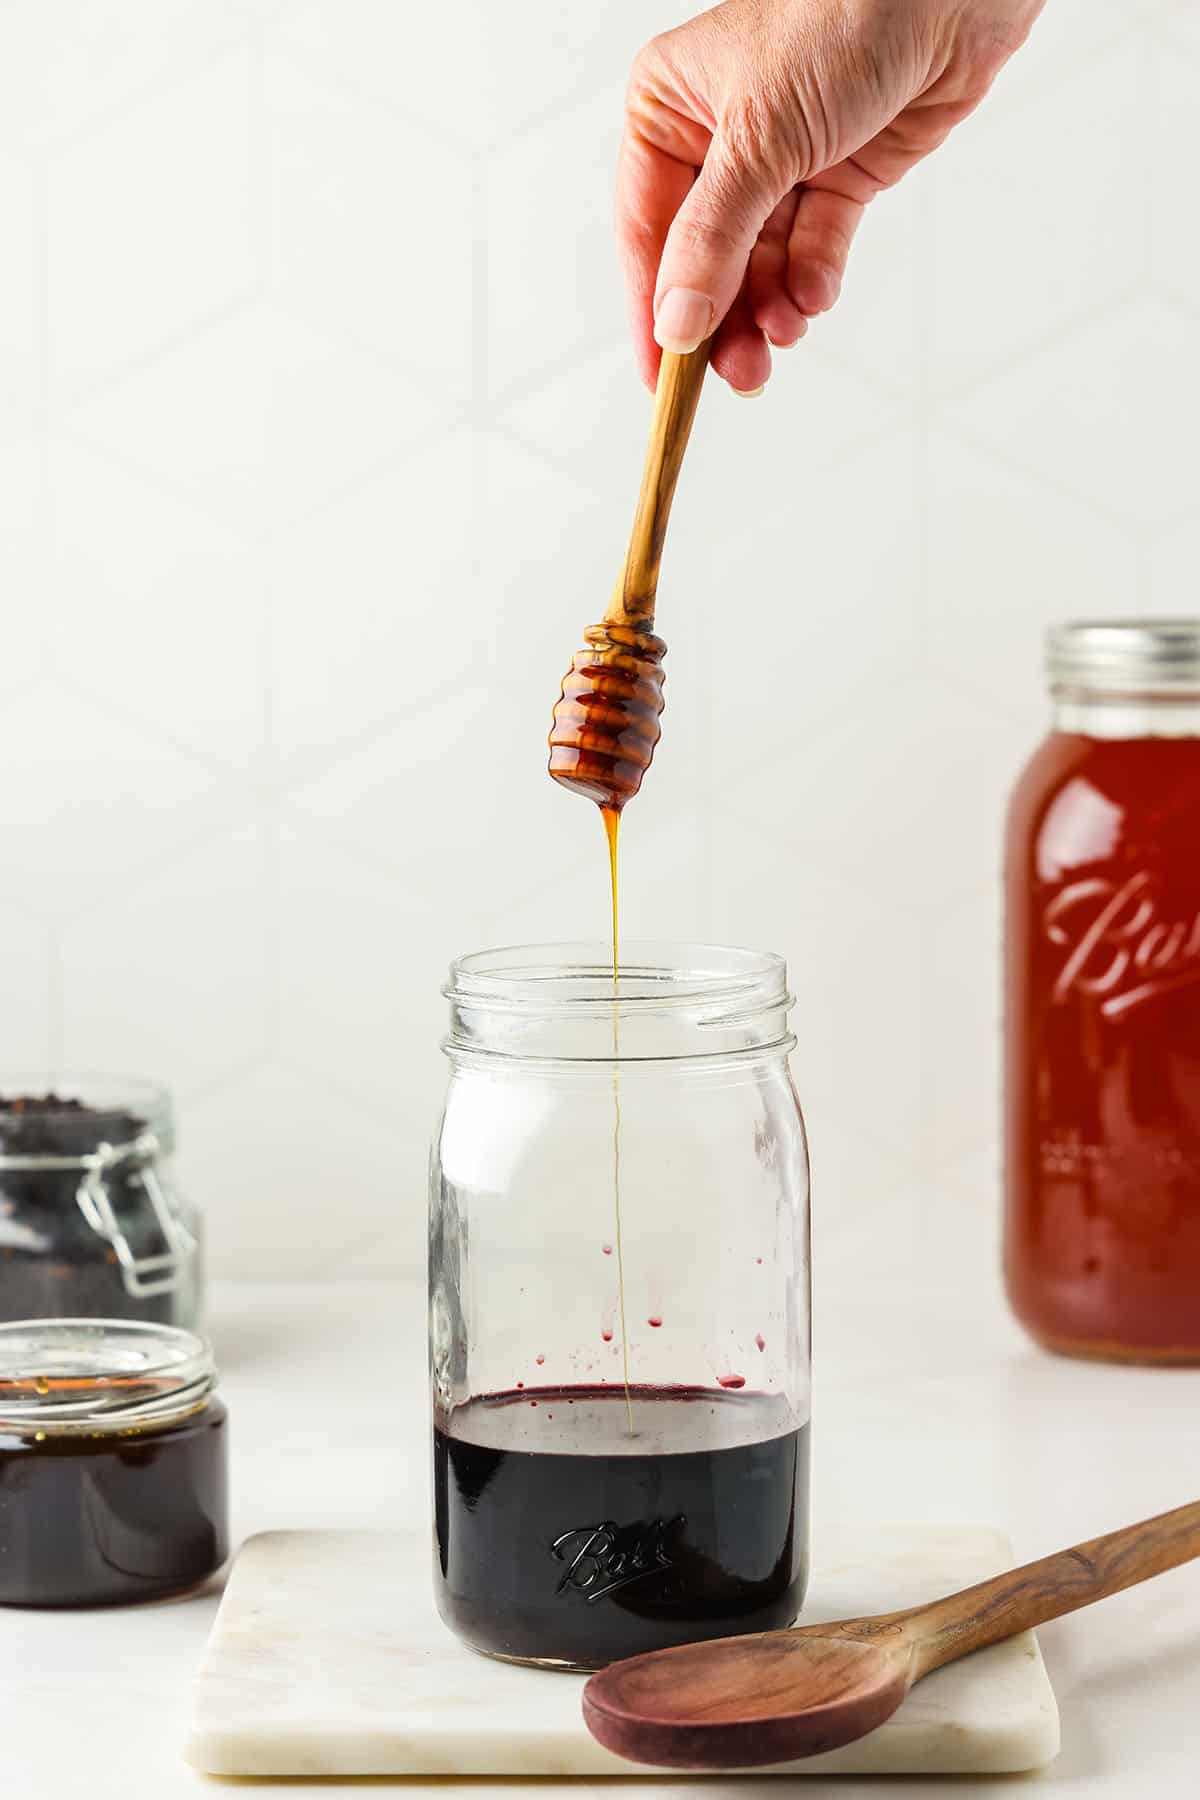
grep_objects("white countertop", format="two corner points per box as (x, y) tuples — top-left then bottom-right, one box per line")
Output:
(5, 1274), (1200, 1796)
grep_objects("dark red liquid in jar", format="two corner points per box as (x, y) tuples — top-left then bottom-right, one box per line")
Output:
(1005, 730), (1200, 1360)
(433, 1385), (809, 1668)
(0, 1400), (228, 1606)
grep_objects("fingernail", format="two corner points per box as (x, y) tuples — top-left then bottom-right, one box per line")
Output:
(654, 288), (712, 353)
(732, 385), (765, 398)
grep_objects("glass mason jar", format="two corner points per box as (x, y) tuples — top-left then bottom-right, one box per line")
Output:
(1005, 621), (1200, 1363)
(430, 942), (811, 1670)
(0, 1317), (228, 1606)
(0, 1078), (202, 1330)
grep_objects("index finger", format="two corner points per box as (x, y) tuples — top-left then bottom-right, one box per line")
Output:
(615, 118), (702, 390)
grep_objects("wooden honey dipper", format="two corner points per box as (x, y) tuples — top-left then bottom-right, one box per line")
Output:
(548, 344), (709, 811)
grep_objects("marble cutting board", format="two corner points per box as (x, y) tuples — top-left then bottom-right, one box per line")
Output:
(187, 1526), (1060, 1778)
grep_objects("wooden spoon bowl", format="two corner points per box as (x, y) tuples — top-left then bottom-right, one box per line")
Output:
(583, 1627), (909, 1770)
(582, 1496), (1200, 1770)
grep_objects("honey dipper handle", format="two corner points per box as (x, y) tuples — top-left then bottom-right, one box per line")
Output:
(606, 344), (710, 630)
(905, 1499), (1200, 1679)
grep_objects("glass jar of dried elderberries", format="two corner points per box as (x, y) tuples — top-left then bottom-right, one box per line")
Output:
(0, 1079), (202, 1329)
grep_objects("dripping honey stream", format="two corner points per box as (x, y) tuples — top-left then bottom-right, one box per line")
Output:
(548, 341), (710, 1439)
(602, 805), (634, 1434)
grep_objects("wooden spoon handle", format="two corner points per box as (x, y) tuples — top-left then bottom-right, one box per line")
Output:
(907, 1499), (1200, 1679)
(605, 344), (710, 631)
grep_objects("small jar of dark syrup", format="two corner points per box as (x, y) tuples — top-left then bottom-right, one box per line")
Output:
(430, 942), (811, 1669)
(0, 1318), (228, 1606)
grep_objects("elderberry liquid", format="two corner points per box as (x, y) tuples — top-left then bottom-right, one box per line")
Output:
(433, 1384), (809, 1668)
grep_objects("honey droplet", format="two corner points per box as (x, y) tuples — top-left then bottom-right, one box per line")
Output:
(34, 1375), (49, 1395)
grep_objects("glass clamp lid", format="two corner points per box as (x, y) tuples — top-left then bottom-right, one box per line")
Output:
(0, 1318), (216, 1437)
(0, 1084), (194, 1301)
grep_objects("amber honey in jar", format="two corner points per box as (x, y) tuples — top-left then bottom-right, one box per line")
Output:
(0, 1318), (228, 1606)
(1005, 621), (1200, 1363)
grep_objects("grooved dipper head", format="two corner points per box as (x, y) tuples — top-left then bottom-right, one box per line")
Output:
(548, 621), (667, 811)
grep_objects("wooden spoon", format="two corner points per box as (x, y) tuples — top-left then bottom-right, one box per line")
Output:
(582, 1498), (1200, 1769)
(547, 343), (709, 812)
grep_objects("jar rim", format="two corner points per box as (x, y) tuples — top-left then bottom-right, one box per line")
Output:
(0, 1318), (215, 1437)
(446, 941), (789, 1014)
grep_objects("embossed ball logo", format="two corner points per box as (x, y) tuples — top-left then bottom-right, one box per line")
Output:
(1044, 873), (1200, 1019)
(551, 1517), (685, 1603)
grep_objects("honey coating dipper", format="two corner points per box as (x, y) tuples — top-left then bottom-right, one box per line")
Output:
(548, 344), (709, 811)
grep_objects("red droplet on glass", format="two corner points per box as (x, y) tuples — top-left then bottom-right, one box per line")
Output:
(755, 1332), (766, 1352)
(535, 1354), (545, 1366)
(602, 1244), (612, 1255)
(718, 1373), (745, 1390)
(648, 1316), (662, 1328)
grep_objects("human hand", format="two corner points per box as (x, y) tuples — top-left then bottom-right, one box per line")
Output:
(617, 0), (1044, 391)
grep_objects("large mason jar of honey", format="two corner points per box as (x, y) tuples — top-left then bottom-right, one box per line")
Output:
(1005, 621), (1200, 1362)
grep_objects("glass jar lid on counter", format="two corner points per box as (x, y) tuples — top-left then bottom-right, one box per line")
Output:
(0, 1077), (202, 1329)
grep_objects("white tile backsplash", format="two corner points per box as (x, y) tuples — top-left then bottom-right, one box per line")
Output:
(0, 1), (1196, 1277)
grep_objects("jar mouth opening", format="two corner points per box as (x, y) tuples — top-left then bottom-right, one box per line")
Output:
(0, 1318), (215, 1437)
(446, 941), (789, 1017)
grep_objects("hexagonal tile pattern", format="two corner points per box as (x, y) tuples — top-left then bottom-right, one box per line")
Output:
(46, 50), (257, 398)
(59, 823), (272, 1092)
(486, 84), (626, 397)
(0, 436), (48, 693)
(503, 337), (904, 514)
(264, 54), (471, 384)
(0, 150), (38, 429)
(1149, 514), (1200, 612)
(924, 427), (1139, 715)
(0, 7), (1192, 1283)
(270, 1), (678, 148)
(692, 427), (924, 772)
(717, 671), (1031, 913)
(0, 902), (52, 1070)
(275, 822), (479, 1124)
(706, 812), (927, 1166)
(809, 172), (924, 402)
(926, 41), (1147, 398)
(0, 1), (255, 152)
(947, 297), (1200, 528)
(998, 0), (1147, 100)
(1150, 32), (1200, 307)
(66, 303), (445, 533)
(0, 680), (229, 921)
(182, 1059), (404, 1277)
(45, 439), (264, 769)
(267, 427), (479, 771)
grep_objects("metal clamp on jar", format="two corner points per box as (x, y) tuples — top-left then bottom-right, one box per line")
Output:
(0, 1078), (203, 1328)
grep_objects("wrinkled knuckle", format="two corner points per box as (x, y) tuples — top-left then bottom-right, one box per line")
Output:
(628, 33), (668, 96)
(679, 208), (743, 262)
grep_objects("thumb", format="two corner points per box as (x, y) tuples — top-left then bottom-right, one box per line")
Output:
(652, 145), (782, 353)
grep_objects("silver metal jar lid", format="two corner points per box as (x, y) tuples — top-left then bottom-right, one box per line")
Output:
(1047, 620), (1200, 694)
(0, 1318), (216, 1437)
